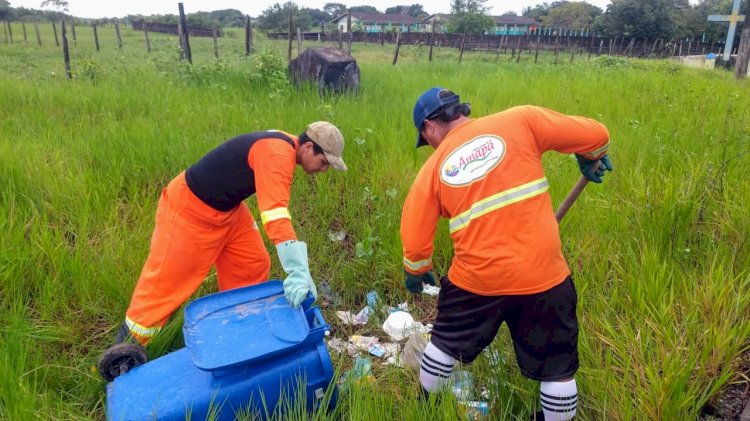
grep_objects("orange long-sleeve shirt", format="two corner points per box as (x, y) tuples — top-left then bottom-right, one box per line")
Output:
(248, 133), (298, 244)
(401, 105), (610, 296)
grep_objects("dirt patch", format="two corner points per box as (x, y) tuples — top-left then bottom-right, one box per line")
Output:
(700, 348), (750, 421)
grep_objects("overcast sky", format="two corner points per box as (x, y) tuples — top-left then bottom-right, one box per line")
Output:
(8, 0), (614, 19)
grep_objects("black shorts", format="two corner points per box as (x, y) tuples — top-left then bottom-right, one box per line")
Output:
(429, 276), (579, 381)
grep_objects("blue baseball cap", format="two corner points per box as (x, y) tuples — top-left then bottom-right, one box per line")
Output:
(412, 87), (461, 148)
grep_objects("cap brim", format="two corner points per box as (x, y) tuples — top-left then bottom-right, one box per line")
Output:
(416, 132), (428, 148)
(324, 153), (347, 171)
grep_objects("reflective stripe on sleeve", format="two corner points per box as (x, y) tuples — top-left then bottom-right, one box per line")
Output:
(260, 207), (291, 225)
(449, 177), (550, 233)
(580, 142), (610, 160)
(125, 316), (161, 338)
(403, 256), (432, 272)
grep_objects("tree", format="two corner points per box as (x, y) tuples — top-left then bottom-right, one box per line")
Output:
(304, 7), (331, 27)
(541, 2), (603, 29)
(386, 4), (426, 17)
(502, 11), (519, 16)
(256, 2), (312, 32)
(523, 3), (552, 20)
(0, 0), (10, 20)
(350, 6), (379, 14)
(209, 9), (246, 27)
(689, 0), (739, 42)
(451, 0), (490, 14)
(40, 0), (68, 13)
(323, 3), (346, 18)
(449, 0), (494, 34)
(600, 0), (689, 39)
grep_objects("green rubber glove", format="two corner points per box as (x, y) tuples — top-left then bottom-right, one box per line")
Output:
(404, 270), (436, 293)
(575, 153), (613, 183)
(276, 240), (317, 308)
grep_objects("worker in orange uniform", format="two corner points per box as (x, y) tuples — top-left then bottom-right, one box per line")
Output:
(98, 122), (346, 381)
(401, 88), (611, 421)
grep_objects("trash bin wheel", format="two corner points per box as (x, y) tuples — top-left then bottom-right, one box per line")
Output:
(97, 343), (148, 382)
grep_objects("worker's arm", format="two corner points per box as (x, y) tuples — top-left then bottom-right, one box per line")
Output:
(520, 105), (613, 183)
(520, 105), (610, 159)
(400, 169), (441, 292)
(248, 139), (297, 244)
(249, 138), (318, 308)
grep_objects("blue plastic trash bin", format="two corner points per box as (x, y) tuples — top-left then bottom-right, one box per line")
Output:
(106, 281), (337, 420)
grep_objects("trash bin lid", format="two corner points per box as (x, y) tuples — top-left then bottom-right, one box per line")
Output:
(183, 280), (310, 371)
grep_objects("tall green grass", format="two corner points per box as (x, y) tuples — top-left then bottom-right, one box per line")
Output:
(1, 23), (748, 420)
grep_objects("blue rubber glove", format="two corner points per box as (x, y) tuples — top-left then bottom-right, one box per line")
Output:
(404, 270), (436, 293)
(575, 153), (613, 183)
(276, 240), (317, 308)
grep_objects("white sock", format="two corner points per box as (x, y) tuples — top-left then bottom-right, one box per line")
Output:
(540, 379), (577, 420)
(419, 342), (456, 392)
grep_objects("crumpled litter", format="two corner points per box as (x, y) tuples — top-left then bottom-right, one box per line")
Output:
(340, 356), (375, 390)
(387, 301), (410, 313)
(328, 230), (346, 242)
(318, 281), (339, 307)
(337, 310), (368, 326)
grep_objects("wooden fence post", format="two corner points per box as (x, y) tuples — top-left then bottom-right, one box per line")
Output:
(70, 20), (76, 45)
(61, 20), (72, 80)
(392, 30), (401, 65)
(212, 28), (219, 59)
(52, 21), (59, 47)
(297, 27), (302, 56)
(5, 21), (12, 44)
(624, 38), (635, 56)
(516, 35), (522, 63)
(245, 16), (253, 56)
(459, 31), (466, 63)
(178, 3), (192, 64)
(115, 21), (122, 49)
(22, 22), (27, 43)
(144, 26), (151, 53)
(346, 9), (352, 54)
(178, 22), (184, 58)
(287, 12), (292, 62)
(34, 23), (41, 46)
(93, 24), (99, 51)
(429, 20), (435, 62)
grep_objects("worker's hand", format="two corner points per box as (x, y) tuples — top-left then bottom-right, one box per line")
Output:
(276, 240), (317, 308)
(575, 153), (613, 183)
(404, 270), (436, 293)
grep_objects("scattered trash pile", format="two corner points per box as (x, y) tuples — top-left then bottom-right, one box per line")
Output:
(319, 284), (489, 418)
(326, 289), (433, 368)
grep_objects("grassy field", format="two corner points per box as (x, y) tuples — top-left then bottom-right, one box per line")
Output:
(1, 22), (749, 420)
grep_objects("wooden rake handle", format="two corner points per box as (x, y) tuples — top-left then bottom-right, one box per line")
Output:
(555, 175), (590, 223)
(555, 161), (601, 223)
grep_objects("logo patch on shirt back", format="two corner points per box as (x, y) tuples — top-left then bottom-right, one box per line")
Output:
(440, 135), (506, 186)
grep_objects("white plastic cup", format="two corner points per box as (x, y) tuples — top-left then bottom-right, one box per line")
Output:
(382, 311), (414, 341)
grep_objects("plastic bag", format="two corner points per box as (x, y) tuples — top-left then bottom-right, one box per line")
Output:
(400, 333), (428, 372)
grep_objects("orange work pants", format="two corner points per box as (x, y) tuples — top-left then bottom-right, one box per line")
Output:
(124, 172), (271, 344)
